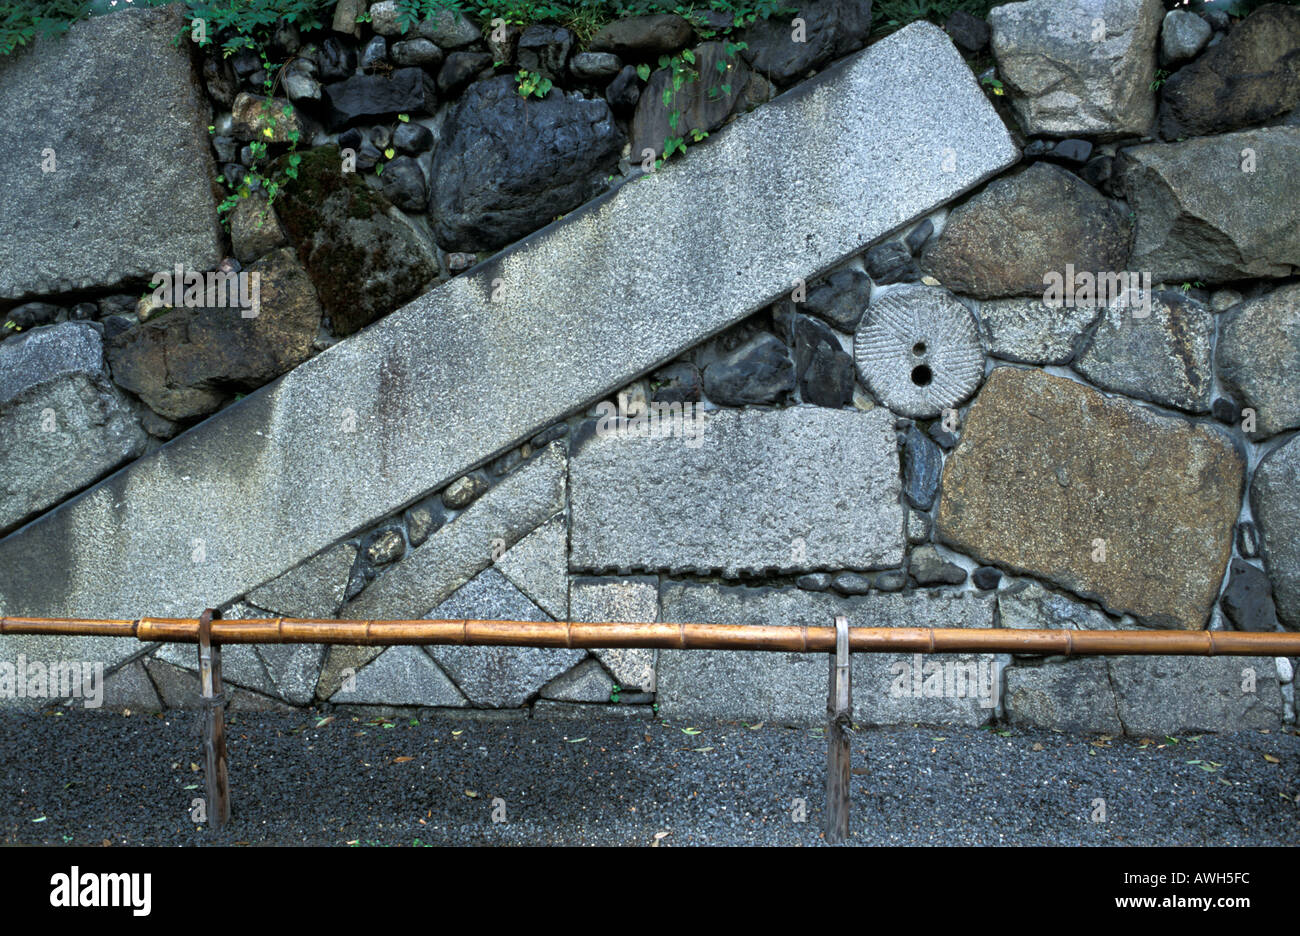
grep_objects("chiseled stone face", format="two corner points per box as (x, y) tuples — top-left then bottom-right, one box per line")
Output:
(657, 583), (996, 725)
(0, 324), (148, 535)
(935, 367), (1244, 630)
(1118, 128), (1300, 284)
(0, 4), (222, 299)
(569, 406), (905, 577)
(989, 0), (1164, 138)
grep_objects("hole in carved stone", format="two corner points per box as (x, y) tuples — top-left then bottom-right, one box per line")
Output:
(911, 364), (933, 387)
(912, 341), (927, 356)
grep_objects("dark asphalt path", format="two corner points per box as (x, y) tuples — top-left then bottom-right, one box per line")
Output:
(2, 711), (1297, 846)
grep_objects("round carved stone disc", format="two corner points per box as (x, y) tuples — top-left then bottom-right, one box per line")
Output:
(853, 284), (985, 418)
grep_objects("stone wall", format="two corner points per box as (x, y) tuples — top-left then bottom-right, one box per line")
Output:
(2, 0), (1299, 734)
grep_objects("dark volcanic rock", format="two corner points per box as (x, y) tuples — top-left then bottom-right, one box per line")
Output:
(902, 425), (942, 510)
(632, 42), (753, 160)
(801, 269), (872, 331)
(786, 313), (853, 408)
(569, 52), (623, 81)
(737, 0), (873, 84)
(428, 76), (625, 252)
(589, 15), (694, 57)
(701, 332), (795, 405)
(393, 120), (434, 155)
(105, 248), (322, 421)
(606, 64), (642, 113)
(651, 362), (703, 404)
(380, 155), (427, 213)
(323, 67), (437, 130)
(360, 35), (388, 69)
(319, 36), (358, 81)
(864, 240), (918, 285)
(438, 51), (494, 97)
(391, 38), (443, 68)
(517, 24), (573, 80)
(1221, 559), (1280, 633)
(1158, 4), (1300, 140)
(944, 10), (989, 54)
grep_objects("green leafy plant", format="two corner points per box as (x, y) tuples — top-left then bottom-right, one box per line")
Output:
(515, 67), (553, 97)
(1150, 68), (1170, 91)
(0, 0), (98, 56)
(184, 0), (332, 56)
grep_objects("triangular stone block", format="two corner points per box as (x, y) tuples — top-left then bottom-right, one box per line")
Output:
(428, 569), (583, 707)
(329, 645), (467, 707)
(496, 512), (568, 620)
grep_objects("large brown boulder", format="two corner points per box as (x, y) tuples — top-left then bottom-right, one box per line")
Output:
(936, 367), (1244, 630)
(921, 163), (1132, 299)
(106, 248), (322, 421)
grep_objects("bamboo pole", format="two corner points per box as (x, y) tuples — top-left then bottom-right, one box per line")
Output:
(3, 616), (1300, 655)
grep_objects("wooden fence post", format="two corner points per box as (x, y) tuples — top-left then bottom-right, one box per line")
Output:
(197, 608), (231, 829)
(825, 614), (851, 843)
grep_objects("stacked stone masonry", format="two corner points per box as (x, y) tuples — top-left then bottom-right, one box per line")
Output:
(1, 0), (1298, 733)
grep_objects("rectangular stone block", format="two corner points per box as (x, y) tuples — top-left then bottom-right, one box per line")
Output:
(1108, 655), (1283, 735)
(0, 5), (222, 298)
(1004, 659), (1122, 734)
(0, 21), (1017, 623)
(570, 406), (904, 576)
(657, 582), (996, 725)
(0, 323), (148, 533)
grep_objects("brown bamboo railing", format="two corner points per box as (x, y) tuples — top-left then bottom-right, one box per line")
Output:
(7, 612), (1298, 841)
(3, 616), (1299, 656)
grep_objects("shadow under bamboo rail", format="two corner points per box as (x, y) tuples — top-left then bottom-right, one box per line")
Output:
(6, 612), (1300, 843)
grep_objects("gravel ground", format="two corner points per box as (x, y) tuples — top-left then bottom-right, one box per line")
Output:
(2, 711), (1297, 846)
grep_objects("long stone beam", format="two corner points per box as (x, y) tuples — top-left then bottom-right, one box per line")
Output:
(0, 22), (1017, 621)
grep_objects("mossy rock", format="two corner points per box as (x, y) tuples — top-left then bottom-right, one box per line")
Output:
(275, 145), (438, 336)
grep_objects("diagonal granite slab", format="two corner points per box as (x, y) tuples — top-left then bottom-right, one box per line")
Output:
(0, 22), (1018, 636)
